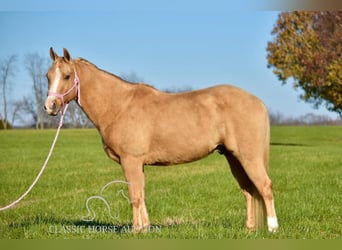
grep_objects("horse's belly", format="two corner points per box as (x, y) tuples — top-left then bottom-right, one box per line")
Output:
(145, 133), (219, 166)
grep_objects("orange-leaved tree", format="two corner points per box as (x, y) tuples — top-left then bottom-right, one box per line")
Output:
(267, 11), (342, 115)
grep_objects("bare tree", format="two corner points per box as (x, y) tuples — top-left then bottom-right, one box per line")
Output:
(24, 53), (49, 129)
(11, 100), (25, 126)
(21, 96), (38, 126)
(0, 55), (17, 129)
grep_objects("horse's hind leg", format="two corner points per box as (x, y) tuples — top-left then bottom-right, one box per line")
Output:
(223, 148), (278, 232)
(223, 149), (259, 231)
(241, 159), (278, 232)
(121, 157), (150, 232)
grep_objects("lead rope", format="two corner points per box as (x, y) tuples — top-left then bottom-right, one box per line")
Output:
(0, 103), (69, 211)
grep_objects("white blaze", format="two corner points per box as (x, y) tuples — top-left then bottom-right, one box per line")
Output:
(50, 67), (61, 93)
(45, 66), (62, 113)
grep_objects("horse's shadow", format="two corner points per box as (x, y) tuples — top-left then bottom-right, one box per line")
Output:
(271, 142), (308, 147)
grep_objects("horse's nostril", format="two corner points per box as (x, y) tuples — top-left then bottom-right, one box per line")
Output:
(44, 105), (47, 111)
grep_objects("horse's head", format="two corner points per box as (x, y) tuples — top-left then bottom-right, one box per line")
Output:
(44, 48), (79, 116)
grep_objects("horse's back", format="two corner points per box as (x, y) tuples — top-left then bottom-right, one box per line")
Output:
(160, 84), (268, 126)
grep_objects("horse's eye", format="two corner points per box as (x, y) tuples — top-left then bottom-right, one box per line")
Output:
(64, 75), (70, 80)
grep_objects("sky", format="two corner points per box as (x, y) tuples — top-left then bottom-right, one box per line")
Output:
(0, 1), (340, 125)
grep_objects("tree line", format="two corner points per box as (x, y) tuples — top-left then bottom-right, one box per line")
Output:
(1, 51), (341, 129)
(269, 111), (342, 126)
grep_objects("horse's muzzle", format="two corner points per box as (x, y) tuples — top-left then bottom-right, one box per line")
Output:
(44, 97), (60, 116)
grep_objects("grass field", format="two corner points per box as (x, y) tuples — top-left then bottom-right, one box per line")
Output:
(0, 126), (341, 239)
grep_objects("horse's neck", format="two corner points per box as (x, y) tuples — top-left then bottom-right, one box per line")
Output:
(75, 61), (133, 128)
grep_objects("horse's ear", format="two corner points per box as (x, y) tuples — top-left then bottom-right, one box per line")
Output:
(50, 47), (58, 61)
(63, 48), (71, 62)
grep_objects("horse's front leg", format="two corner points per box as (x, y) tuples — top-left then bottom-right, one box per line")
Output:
(121, 157), (150, 232)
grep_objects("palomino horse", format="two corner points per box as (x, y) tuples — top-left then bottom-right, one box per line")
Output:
(44, 48), (278, 233)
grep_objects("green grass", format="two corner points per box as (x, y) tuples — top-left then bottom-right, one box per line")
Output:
(0, 127), (341, 239)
